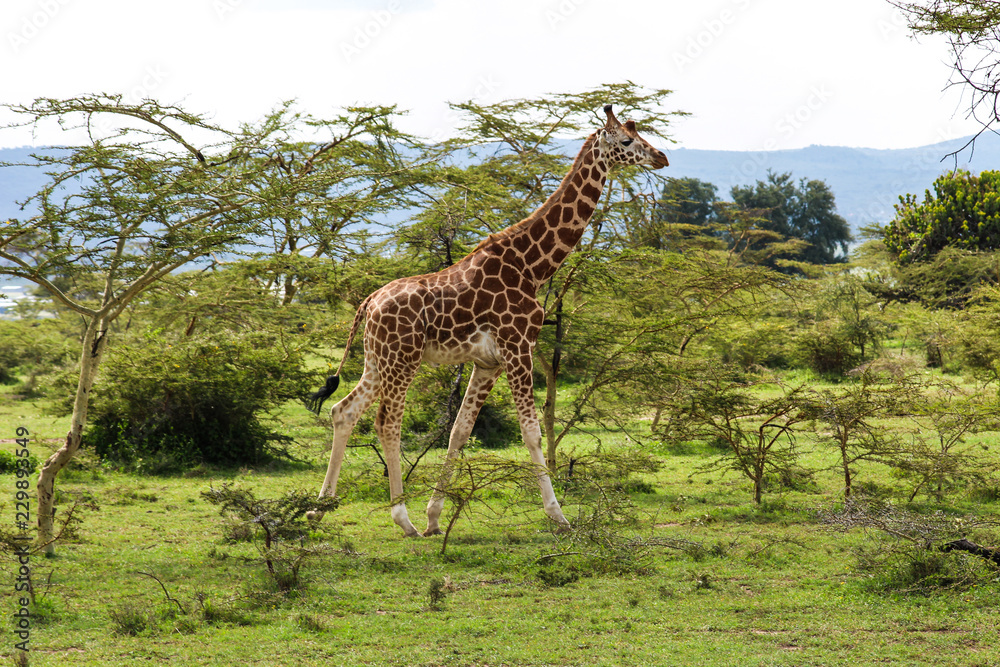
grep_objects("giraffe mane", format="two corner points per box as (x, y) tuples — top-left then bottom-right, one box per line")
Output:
(464, 132), (599, 257)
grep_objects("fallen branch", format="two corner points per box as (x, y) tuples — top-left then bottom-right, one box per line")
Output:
(942, 538), (1000, 566)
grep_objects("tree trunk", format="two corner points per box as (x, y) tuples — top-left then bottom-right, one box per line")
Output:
(842, 455), (852, 499)
(540, 298), (564, 474)
(37, 315), (108, 555)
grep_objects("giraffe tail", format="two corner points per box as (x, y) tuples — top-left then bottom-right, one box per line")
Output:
(305, 294), (373, 415)
(305, 375), (340, 414)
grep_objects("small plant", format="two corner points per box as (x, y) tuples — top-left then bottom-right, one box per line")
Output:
(108, 600), (153, 636)
(821, 497), (1000, 592)
(536, 562), (580, 588)
(428, 577), (451, 610)
(201, 483), (340, 592)
(430, 454), (539, 553)
(294, 613), (325, 633)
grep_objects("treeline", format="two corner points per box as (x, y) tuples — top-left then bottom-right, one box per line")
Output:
(4, 87), (1000, 525)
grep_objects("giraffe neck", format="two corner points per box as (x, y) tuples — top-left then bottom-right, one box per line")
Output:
(471, 133), (609, 288)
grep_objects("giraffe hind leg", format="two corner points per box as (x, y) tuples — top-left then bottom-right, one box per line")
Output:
(373, 362), (423, 537)
(307, 361), (379, 524)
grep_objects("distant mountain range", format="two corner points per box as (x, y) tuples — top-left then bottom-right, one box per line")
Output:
(666, 133), (1000, 232)
(4, 134), (1000, 235)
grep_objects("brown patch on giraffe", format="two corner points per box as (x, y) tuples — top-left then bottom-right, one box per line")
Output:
(558, 227), (579, 246)
(545, 206), (561, 227)
(572, 171), (584, 187)
(482, 276), (504, 293)
(500, 264), (521, 285)
(577, 200), (594, 219)
(581, 182), (601, 201)
(492, 292), (508, 312)
(523, 245), (541, 265)
(457, 288), (475, 309)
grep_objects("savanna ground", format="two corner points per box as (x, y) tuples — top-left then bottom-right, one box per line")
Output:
(2, 368), (1000, 667)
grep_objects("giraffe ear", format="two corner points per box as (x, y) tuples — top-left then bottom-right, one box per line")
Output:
(624, 120), (638, 137)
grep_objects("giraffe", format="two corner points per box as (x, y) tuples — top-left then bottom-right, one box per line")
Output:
(306, 105), (669, 537)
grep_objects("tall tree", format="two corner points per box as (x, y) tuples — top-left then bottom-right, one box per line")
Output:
(0, 96), (412, 553)
(636, 177), (719, 250)
(730, 171), (852, 266)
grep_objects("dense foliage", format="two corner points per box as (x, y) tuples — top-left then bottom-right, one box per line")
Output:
(884, 170), (1000, 264)
(83, 332), (311, 471)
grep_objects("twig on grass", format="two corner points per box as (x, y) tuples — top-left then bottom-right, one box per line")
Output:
(136, 571), (186, 615)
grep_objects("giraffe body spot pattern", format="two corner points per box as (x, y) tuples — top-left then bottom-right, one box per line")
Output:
(308, 105), (668, 537)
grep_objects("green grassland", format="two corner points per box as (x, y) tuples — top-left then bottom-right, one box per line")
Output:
(2, 378), (1000, 667)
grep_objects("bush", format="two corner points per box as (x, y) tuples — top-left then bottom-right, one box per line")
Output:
(0, 450), (39, 475)
(793, 323), (861, 378)
(0, 319), (76, 389)
(84, 331), (312, 471)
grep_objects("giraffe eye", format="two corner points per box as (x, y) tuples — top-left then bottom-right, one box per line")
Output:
(621, 139), (634, 147)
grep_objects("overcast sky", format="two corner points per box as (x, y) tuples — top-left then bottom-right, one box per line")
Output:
(0, 0), (979, 152)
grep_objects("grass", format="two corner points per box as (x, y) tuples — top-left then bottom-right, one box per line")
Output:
(2, 380), (1000, 666)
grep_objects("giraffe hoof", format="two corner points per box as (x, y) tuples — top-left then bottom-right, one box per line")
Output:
(305, 510), (325, 524)
(553, 522), (572, 535)
(422, 527), (443, 537)
(403, 529), (423, 538)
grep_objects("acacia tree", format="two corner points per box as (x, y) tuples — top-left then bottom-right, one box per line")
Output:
(678, 367), (810, 505)
(804, 371), (920, 499)
(891, 0), (1000, 153)
(0, 96), (411, 553)
(730, 171), (852, 267)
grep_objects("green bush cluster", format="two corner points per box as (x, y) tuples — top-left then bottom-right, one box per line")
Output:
(0, 319), (76, 388)
(83, 331), (312, 471)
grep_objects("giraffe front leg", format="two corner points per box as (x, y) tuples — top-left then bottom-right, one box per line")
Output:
(425, 364), (503, 536)
(505, 354), (570, 532)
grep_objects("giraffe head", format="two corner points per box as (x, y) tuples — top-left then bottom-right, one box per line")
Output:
(599, 104), (669, 169)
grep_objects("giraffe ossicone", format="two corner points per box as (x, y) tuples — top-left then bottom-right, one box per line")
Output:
(306, 104), (669, 537)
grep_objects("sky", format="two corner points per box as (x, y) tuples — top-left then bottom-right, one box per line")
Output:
(0, 0), (982, 152)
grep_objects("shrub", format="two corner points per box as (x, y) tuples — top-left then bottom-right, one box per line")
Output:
(793, 323), (861, 378)
(0, 319), (76, 389)
(84, 331), (312, 470)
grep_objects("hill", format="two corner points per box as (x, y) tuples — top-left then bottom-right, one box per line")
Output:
(4, 134), (1000, 234)
(666, 133), (1000, 231)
